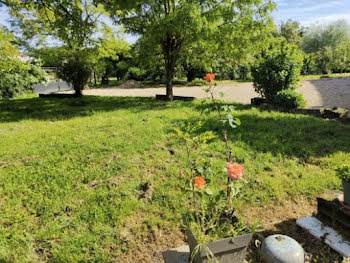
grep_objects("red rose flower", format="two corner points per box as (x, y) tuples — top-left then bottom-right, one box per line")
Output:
(203, 73), (215, 82)
(193, 176), (206, 188)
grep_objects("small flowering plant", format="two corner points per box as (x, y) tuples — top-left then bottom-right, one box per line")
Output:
(174, 73), (252, 245)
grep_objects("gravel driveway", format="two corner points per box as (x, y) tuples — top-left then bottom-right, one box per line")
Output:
(69, 77), (350, 110)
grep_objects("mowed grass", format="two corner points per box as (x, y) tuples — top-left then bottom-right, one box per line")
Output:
(0, 95), (349, 262)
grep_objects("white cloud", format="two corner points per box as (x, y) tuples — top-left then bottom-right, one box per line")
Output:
(277, 0), (342, 15)
(300, 14), (350, 26)
(273, 0), (350, 26)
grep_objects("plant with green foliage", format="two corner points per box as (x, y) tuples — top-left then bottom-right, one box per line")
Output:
(299, 20), (350, 75)
(302, 20), (350, 54)
(252, 39), (303, 102)
(98, 0), (275, 100)
(337, 165), (350, 183)
(280, 20), (304, 46)
(314, 46), (334, 74)
(4, 0), (105, 94)
(174, 74), (253, 253)
(126, 67), (147, 81)
(274, 89), (306, 110)
(3, 0), (104, 49)
(0, 59), (47, 98)
(92, 25), (131, 85)
(0, 26), (46, 98)
(57, 53), (92, 96)
(333, 40), (350, 73)
(29, 46), (70, 67)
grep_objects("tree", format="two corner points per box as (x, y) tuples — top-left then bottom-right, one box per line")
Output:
(98, 0), (275, 100)
(57, 51), (92, 95)
(302, 20), (350, 53)
(94, 25), (131, 84)
(0, 25), (18, 59)
(280, 20), (303, 46)
(3, 0), (105, 95)
(179, 39), (213, 82)
(333, 40), (350, 73)
(314, 46), (334, 74)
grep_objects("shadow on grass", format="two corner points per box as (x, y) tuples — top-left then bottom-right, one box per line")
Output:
(175, 102), (350, 159)
(0, 96), (191, 123)
(235, 112), (350, 159)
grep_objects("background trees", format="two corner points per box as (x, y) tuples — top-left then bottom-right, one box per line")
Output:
(299, 20), (350, 75)
(89, 25), (131, 85)
(4, 0), (105, 95)
(0, 26), (46, 98)
(1, 1), (350, 99)
(301, 20), (350, 53)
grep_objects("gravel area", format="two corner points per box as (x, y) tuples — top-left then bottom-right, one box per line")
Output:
(62, 77), (350, 110)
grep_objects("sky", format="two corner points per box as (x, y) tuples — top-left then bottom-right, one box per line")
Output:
(273, 0), (350, 26)
(1, 1), (350, 44)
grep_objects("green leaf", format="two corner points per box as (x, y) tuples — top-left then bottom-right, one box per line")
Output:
(235, 118), (241, 126)
(205, 188), (214, 195)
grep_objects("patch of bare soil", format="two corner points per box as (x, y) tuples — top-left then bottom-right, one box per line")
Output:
(118, 194), (345, 262)
(117, 80), (142, 89)
(120, 226), (185, 262)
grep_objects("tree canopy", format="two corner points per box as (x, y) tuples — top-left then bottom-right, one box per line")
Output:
(280, 20), (303, 46)
(302, 20), (350, 53)
(98, 0), (276, 100)
(3, 0), (105, 49)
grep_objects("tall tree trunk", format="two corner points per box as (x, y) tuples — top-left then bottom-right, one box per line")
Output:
(165, 63), (174, 100)
(74, 86), (83, 97)
(163, 39), (179, 101)
(93, 72), (97, 86)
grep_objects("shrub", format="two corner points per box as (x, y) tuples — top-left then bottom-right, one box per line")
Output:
(189, 78), (206, 86)
(0, 59), (46, 98)
(337, 165), (350, 183)
(273, 89), (306, 109)
(252, 39), (303, 102)
(58, 53), (92, 96)
(126, 67), (147, 81)
(0, 26), (46, 98)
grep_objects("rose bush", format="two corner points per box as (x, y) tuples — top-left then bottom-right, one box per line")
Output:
(174, 73), (252, 245)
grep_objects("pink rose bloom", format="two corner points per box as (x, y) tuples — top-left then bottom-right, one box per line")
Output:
(226, 162), (244, 180)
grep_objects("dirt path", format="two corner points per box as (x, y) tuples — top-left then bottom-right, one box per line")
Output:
(78, 77), (350, 110)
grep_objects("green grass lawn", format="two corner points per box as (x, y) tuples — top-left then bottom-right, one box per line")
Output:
(0, 95), (349, 262)
(301, 72), (350, 80)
